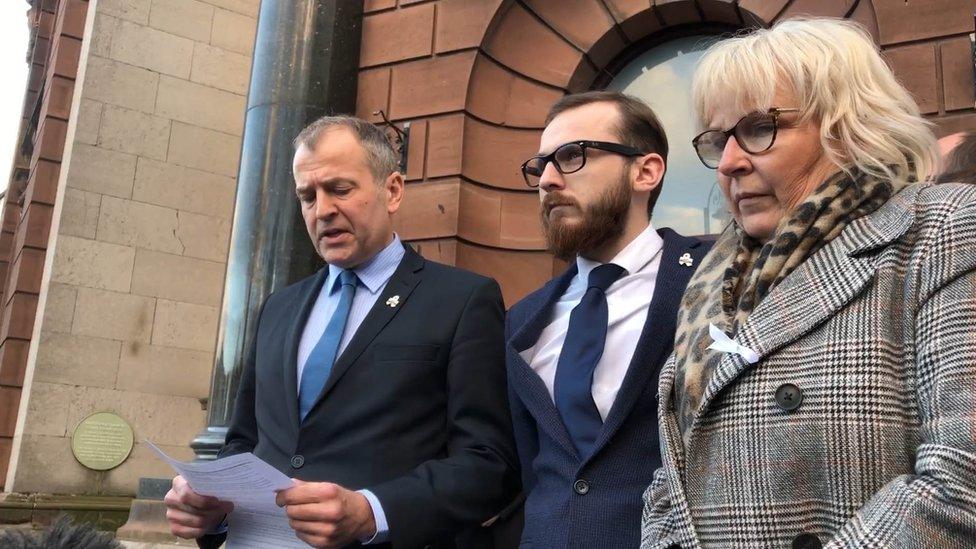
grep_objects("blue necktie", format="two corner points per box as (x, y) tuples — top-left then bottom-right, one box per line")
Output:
(553, 263), (625, 458)
(299, 270), (358, 420)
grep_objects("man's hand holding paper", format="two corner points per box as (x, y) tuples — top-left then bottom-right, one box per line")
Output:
(164, 475), (233, 539)
(275, 480), (377, 548)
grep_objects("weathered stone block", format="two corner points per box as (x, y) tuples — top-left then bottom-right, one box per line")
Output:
(72, 287), (155, 343)
(58, 187), (101, 239)
(35, 331), (121, 389)
(175, 211), (230, 262)
(132, 158), (236, 219)
(151, 299), (218, 352)
(96, 196), (183, 256)
(51, 235), (135, 292)
(9, 434), (97, 494)
(110, 20), (194, 79)
(22, 382), (71, 437)
(148, 0), (214, 42)
(198, 0), (258, 17)
(89, 14), (120, 58)
(117, 341), (213, 398)
(83, 56), (158, 114)
(190, 43), (251, 95)
(210, 8), (256, 55)
(167, 122), (241, 177)
(361, 3), (434, 67)
(97, 106), (171, 161)
(41, 282), (77, 334)
(75, 99), (103, 146)
(67, 143), (137, 198)
(130, 249), (224, 306)
(155, 76), (245, 136)
(98, 0), (152, 24)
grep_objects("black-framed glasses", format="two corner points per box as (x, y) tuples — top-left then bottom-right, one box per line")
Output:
(520, 140), (647, 188)
(692, 107), (800, 169)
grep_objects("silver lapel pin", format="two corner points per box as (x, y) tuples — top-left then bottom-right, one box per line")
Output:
(678, 253), (694, 267)
(385, 295), (400, 308)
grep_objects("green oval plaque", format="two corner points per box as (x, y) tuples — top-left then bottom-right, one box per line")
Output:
(71, 412), (134, 471)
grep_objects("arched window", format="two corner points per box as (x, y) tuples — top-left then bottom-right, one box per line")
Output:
(608, 35), (730, 236)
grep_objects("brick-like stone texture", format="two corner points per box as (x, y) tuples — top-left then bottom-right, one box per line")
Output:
(211, 8), (257, 55)
(149, 0), (215, 42)
(941, 37), (976, 112)
(361, 3), (435, 67)
(390, 51), (476, 119)
(51, 235), (135, 293)
(484, 3), (584, 89)
(883, 43), (939, 114)
(394, 179), (460, 240)
(436, 0), (502, 53)
(875, 0), (976, 46)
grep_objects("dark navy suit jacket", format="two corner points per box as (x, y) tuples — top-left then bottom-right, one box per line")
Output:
(199, 245), (519, 549)
(505, 228), (711, 549)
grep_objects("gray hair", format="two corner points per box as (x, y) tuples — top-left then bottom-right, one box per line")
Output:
(0, 515), (122, 549)
(293, 115), (400, 182)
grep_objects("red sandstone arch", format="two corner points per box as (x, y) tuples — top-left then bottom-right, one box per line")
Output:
(388, 0), (957, 304)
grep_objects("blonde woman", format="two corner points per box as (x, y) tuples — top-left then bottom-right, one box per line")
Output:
(640, 18), (976, 549)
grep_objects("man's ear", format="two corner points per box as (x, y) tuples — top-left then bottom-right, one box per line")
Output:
(632, 152), (665, 195)
(385, 171), (405, 214)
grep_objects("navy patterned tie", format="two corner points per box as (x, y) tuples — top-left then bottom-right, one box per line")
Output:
(553, 263), (625, 457)
(299, 270), (358, 420)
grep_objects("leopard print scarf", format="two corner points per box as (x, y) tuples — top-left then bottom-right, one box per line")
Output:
(673, 169), (908, 448)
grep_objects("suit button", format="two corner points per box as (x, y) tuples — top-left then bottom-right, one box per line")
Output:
(290, 455), (305, 469)
(573, 479), (589, 495)
(775, 383), (803, 412)
(792, 533), (821, 549)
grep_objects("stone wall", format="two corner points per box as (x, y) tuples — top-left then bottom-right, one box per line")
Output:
(4, 0), (258, 495)
(2, 0), (973, 497)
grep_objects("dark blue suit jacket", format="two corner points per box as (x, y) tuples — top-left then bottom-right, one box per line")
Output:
(505, 228), (711, 549)
(200, 245), (519, 549)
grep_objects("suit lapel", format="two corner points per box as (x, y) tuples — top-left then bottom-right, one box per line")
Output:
(693, 185), (920, 423)
(590, 230), (704, 455)
(507, 265), (580, 458)
(283, 268), (330, 430)
(308, 245), (423, 411)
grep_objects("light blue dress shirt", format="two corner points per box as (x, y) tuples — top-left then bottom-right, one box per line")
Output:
(296, 234), (405, 545)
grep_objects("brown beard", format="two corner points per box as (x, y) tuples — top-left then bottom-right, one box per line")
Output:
(541, 170), (630, 260)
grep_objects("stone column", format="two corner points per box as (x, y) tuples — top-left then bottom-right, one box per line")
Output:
(191, 0), (364, 460)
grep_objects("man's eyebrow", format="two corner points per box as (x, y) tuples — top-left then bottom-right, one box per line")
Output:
(295, 178), (355, 192)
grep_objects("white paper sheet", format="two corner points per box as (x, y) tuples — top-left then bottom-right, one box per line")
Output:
(146, 441), (307, 548)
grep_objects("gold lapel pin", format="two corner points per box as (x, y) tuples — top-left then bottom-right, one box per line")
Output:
(385, 295), (400, 308)
(678, 253), (694, 267)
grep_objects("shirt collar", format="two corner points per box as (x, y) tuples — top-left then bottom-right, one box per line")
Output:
(575, 222), (662, 282)
(326, 234), (405, 295)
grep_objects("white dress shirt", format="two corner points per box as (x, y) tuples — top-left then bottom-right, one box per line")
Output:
(519, 223), (664, 420)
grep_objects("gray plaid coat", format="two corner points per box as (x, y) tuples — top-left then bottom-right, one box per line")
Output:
(641, 182), (976, 549)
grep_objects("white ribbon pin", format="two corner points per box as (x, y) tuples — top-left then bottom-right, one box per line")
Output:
(706, 323), (759, 364)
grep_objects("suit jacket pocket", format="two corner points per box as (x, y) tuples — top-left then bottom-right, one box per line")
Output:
(373, 343), (440, 362)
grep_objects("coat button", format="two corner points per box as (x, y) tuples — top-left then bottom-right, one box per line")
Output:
(775, 383), (803, 412)
(792, 533), (821, 549)
(290, 454), (305, 469)
(573, 479), (589, 495)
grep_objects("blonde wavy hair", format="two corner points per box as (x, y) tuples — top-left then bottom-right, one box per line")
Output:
(692, 17), (936, 183)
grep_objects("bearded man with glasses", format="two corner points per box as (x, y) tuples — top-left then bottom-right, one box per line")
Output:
(505, 91), (711, 548)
